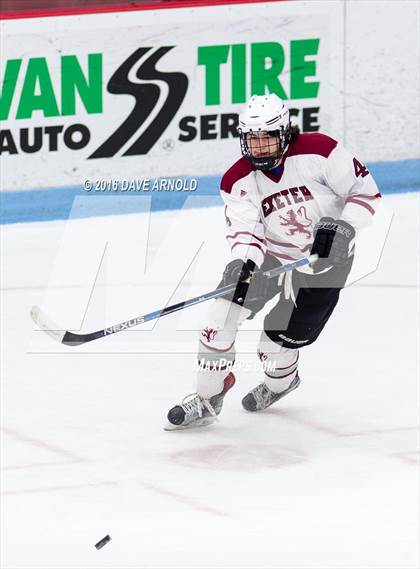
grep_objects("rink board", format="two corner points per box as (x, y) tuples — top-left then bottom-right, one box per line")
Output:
(0, 1), (341, 191)
(1, 0), (419, 195)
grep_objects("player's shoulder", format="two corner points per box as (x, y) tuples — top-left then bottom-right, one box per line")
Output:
(220, 157), (254, 194)
(287, 132), (338, 159)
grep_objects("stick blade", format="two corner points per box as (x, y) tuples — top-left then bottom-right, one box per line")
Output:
(30, 305), (66, 344)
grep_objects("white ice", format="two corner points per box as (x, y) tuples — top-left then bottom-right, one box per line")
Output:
(1, 193), (419, 569)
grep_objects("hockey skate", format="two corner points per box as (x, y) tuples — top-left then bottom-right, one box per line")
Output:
(165, 373), (235, 431)
(241, 374), (300, 412)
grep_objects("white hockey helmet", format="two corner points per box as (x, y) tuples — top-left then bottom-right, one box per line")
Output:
(238, 94), (291, 170)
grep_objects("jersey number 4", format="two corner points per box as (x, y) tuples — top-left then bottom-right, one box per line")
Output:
(353, 158), (369, 178)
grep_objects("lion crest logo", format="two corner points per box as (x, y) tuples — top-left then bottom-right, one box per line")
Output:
(279, 206), (313, 239)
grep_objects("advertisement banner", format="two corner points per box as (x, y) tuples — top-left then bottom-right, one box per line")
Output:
(0, 1), (343, 191)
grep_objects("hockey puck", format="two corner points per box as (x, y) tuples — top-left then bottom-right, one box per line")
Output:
(95, 535), (111, 550)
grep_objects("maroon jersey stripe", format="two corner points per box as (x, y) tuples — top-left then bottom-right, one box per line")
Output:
(266, 236), (299, 248)
(345, 197), (375, 215)
(231, 242), (265, 255)
(300, 244), (312, 253)
(199, 340), (235, 353)
(227, 231), (266, 244)
(348, 193), (382, 200)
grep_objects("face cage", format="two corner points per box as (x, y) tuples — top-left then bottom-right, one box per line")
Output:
(239, 127), (290, 170)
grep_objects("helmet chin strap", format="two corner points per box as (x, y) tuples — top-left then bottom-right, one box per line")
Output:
(251, 155), (279, 170)
(251, 144), (288, 171)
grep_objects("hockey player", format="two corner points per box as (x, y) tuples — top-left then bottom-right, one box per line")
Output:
(166, 94), (381, 430)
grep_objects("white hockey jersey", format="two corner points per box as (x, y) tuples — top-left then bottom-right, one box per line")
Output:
(220, 133), (381, 271)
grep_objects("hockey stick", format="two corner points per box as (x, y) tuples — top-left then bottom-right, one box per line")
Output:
(30, 254), (318, 347)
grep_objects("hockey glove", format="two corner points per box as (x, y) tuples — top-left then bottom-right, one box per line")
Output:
(219, 259), (270, 306)
(221, 259), (256, 286)
(310, 217), (355, 271)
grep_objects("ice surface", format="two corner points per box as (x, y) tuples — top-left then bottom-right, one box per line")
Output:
(1, 194), (419, 568)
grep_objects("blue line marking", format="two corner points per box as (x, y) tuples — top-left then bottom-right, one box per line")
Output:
(1, 159), (418, 225)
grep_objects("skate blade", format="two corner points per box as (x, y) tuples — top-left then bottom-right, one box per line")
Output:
(163, 416), (217, 431)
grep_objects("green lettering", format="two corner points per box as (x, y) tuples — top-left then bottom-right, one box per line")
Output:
(251, 42), (287, 99)
(61, 53), (102, 115)
(231, 44), (246, 104)
(290, 39), (320, 99)
(198, 45), (230, 105)
(0, 59), (22, 120)
(16, 58), (59, 119)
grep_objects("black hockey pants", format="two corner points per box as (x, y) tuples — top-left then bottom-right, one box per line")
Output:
(244, 254), (354, 350)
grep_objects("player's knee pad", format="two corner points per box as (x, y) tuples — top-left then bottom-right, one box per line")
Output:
(198, 320), (236, 385)
(257, 330), (299, 388)
(198, 297), (249, 352)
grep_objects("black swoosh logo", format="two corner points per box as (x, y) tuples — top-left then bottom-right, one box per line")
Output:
(90, 47), (188, 158)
